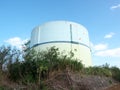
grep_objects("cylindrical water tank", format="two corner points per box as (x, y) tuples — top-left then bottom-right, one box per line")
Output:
(30, 21), (92, 66)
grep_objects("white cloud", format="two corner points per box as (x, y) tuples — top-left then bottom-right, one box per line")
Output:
(95, 48), (120, 57)
(110, 4), (120, 10)
(94, 44), (108, 51)
(5, 37), (28, 49)
(104, 32), (115, 39)
(89, 41), (94, 49)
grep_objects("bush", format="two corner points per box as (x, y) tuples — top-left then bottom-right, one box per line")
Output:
(84, 66), (112, 77)
(0, 86), (4, 90)
(8, 46), (84, 84)
(1, 45), (119, 87)
(110, 67), (120, 81)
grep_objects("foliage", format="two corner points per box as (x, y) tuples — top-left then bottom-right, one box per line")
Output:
(84, 64), (112, 77)
(0, 86), (4, 90)
(0, 45), (11, 71)
(0, 45), (120, 90)
(110, 66), (120, 81)
(7, 46), (85, 84)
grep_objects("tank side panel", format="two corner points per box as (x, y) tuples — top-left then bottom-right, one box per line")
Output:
(31, 21), (90, 48)
(34, 43), (92, 67)
(77, 25), (90, 47)
(39, 22), (71, 43)
(30, 28), (39, 47)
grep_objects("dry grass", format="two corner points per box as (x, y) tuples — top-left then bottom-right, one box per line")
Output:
(105, 84), (120, 90)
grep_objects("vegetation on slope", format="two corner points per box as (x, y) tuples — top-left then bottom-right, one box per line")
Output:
(0, 45), (120, 89)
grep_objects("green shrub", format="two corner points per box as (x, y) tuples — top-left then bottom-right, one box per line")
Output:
(84, 66), (112, 77)
(110, 67), (120, 81)
(0, 86), (4, 90)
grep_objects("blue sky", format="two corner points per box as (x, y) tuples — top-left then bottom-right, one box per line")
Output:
(0, 0), (120, 67)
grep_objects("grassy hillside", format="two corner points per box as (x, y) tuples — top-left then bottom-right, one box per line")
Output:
(0, 46), (120, 90)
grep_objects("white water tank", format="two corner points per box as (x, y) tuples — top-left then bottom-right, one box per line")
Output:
(30, 21), (92, 66)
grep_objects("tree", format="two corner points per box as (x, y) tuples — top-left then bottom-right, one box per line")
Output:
(0, 46), (11, 71)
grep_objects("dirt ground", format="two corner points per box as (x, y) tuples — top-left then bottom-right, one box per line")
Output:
(105, 84), (120, 90)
